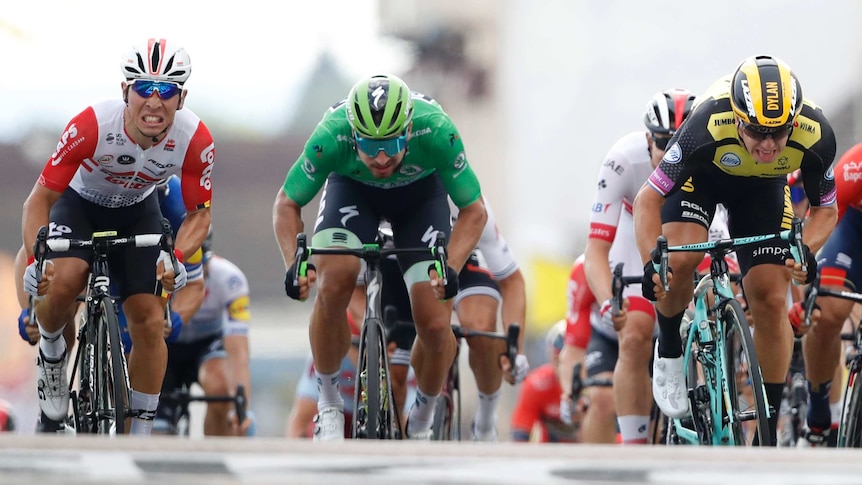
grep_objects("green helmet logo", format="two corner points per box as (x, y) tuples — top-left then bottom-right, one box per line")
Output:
(347, 74), (413, 139)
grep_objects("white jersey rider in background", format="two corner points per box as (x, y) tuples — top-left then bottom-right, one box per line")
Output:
(448, 194), (529, 440)
(155, 237), (253, 436)
(562, 89), (700, 444)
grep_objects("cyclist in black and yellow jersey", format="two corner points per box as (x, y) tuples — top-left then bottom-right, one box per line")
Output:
(633, 55), (837, 445)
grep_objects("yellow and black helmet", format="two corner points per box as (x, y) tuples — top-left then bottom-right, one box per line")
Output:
(730, 55), (802, 128)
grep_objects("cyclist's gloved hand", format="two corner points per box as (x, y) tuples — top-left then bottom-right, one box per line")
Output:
(18, 308), (38, 345)
(284, 262), (316, 300)
(512, 354), (530, 384)
(641, 249), (671, 302)
(166, 311), (184, 342)
(598, 299), (617, 333)
(800, 244), (818, 284)
(788, 300), (818, 337)
(428, 264), (459, 300)
(157, 250), (188, 292)
(23, 259), (46, 299)
(559, 397), (573, 426)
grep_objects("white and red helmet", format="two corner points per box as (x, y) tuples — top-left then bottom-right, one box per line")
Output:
(644, 88), (697, 135)
(121, 38), (191, 84)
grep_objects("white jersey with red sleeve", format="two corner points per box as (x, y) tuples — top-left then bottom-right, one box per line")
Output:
(834, 142), (862, 222)
(448, 195), (519, 279)
(589, 131), (654, 244)
(38, 99), (214, 210)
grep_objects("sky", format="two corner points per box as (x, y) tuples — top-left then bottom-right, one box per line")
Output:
(0, 0), (410, 143)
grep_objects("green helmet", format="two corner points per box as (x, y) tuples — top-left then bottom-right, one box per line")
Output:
(346, 74), (413, 139)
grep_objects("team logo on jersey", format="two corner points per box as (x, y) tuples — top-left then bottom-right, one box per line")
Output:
(452, 152), (467, 171)
(117, 155), (135, 165)
(825, 166), (835, 180)
(719, 153), (741, 167)
(597, 179), (607, 189)
(449, 133), (459, 147)
(398, 164), (423, 176)
(164, 139), (176, 151)
(302, 157), (317, 176)
(313, 145), (324, 158)
(412, 127), (432, 137)
(97, 155), (114, 165)
(662, 143), (683, 164)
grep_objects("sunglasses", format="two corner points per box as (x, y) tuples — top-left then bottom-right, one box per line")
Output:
(740, 121), (793, 141)
(651, 133), (673, 151)
(129, 80), (183, 99)
(354, 129), (408, 157)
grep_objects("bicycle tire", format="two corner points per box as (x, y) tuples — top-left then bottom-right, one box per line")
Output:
(838, 368), (862, 447)
(101, 297), (130, 434)
(684, 339), (714, 445)
(354, 319), (392, 439)
(723, 299), (770, 446)
(73, 316), (98, 433)
(431, 394), (453, 440)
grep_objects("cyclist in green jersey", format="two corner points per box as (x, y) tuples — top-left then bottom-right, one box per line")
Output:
(273, 74), (487, 441)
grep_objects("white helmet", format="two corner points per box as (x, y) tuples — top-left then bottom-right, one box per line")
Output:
(121, 38), (191, 84)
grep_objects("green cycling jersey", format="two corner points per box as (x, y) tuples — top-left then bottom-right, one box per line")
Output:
(282, 93), (482, 208)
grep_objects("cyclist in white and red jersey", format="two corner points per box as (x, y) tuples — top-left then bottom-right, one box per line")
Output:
(448, 195), (529, 440)
(559, 89), (699, 443)
(19, 38), (214, 435)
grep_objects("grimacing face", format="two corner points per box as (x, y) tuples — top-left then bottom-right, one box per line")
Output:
(122, 81), (186, 146)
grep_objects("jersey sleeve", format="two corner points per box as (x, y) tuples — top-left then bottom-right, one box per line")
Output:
(797, 107), (837, 208)
(476, 198), (519, 278)
(221, 264), (251, 323)
(428, 114), (483, 208)
(38, 107), (99, 192)
(282, 122), (341, 206)
(179, 121), (215, 211)
(833, 143), (862, 221)
(588, 146), (632, 242)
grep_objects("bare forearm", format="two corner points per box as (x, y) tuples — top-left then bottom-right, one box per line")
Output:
(633, 186), (665, 264)
(170, 278), (204, 323)
(448, 199), (487, 270)
(273, 189), (304, 269)
(175, 208), (211, 258)
(498, 269), (527, 348)
(224, 334), (251, 403)
(583, 240), (613, 302)
(803, 205), (837, 254)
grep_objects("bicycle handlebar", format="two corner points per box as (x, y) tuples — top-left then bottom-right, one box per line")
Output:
(802, 274), (862, 330)
(652, 216), (806, 294)
(452, 323), (521, 372)
(610, 263), (644, 317)
(293, 232), (449, 285)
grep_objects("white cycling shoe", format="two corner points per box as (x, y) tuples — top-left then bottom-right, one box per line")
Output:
(652, 344), (690, 419)
(313, 407), (345, 441)
(36, 350), (69, 422)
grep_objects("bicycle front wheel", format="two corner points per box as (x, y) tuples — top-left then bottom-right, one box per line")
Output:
(100, 297), (130, 435)
(838, 367), (862, 447)
(353, 319), (395, 439)
(431, 394), (453, 440)
(724, 299), (770, 446)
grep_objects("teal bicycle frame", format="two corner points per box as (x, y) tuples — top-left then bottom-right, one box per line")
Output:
(658, 218), (806, 446)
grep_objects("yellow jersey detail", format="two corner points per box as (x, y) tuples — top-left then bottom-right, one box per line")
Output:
(681, 177), (695, 193)
(228, 295), (251, 322)
(707, 112), (738, 141)
(790, 113), (821, 150)
(92, 230), (118, 237)
(186, 248), (203, 264)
